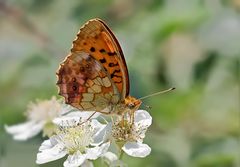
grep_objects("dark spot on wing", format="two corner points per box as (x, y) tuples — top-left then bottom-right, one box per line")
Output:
(110, 69), (121, 78)
(72, 85), (77, 91)
(90, 47), (95, 52)
(109, 62), (118, 67)
(99, 58), (107, 63)
(108, 52), (116, 56)
(114, 81), (122, 83)
(100, 49), (106, 53)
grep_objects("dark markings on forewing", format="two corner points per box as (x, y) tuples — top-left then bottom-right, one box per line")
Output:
(103, 67), (107, 72)
(108, 62), (118, 67)
(114, 80), (122, 84)
(90, 47), (95, 52)
(99, 58), (107, 63)
(99, 49), (106, 53)
(111, 74), (122, 78)
(108, 51), (116, 56)
(110, 69), (121, 78)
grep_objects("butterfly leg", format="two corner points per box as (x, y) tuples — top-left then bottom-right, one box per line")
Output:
(78, 111), (97, 125)
(129, 110), (135, 126)
(97, 110), (112, 115)
(121, 114), (125, 127)
(132, 112), (135, 126)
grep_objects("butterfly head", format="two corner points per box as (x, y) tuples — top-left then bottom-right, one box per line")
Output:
(124, 96), (142, 111)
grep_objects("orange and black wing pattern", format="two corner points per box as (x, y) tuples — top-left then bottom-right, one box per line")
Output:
(56, 18), (129, 112)
(71, 19), (130, 98)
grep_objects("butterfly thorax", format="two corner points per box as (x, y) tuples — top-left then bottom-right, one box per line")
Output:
(114, 96), (142, 115)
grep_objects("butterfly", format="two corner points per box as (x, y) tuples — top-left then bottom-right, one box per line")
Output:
(56, 18), (142, 119)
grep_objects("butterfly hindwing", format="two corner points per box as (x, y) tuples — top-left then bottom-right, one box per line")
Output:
(56, 51), (120, 112)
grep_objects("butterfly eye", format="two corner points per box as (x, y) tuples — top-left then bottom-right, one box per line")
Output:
(128, 103), (135, 109)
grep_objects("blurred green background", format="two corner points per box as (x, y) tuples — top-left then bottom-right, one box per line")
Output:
(0, 0), (239, 167)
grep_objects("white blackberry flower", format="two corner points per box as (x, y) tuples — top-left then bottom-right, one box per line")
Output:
(36, 116), (109, 167)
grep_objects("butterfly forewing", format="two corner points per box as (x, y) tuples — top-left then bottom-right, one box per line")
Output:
(57, 18), (130, 112)
(71, 19), (129, 98)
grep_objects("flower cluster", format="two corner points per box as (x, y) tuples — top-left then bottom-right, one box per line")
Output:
(5, 96), (74, 140)
(110, 110), (152, 158)
(5, 97), (152, 167)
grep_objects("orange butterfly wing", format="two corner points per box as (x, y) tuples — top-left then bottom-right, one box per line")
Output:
(57, 52), (120, 112)
(71, 19), (130, 98)
(56, 18), (129, 112)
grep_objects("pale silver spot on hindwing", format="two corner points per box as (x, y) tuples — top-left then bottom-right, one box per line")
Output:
(82, 93), (94, 102)
(90, 84), (101, 93)
(81, 102), (94, 109)
(102, 77), (111, 87)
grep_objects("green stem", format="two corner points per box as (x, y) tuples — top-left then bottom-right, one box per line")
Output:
(119, 150), (124, 160)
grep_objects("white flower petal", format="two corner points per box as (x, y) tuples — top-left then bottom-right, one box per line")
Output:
(5, 121), (44, 141)
(39, 135), (59, 151)
(39, 139), (52, 151)
(5, 121), (35, 134)
(101, 123), (112, 140)
(64, 151), (86, 167)
(81, 160), (94, 167)
(134, 110), (152, 127)
(122, 142), (151, 158)
(60, 104), (78, 115)
(91, 120), (108, 146)
(49, 134), (60, 145)
(91, 119), (105, 129)
(53, 112), (100, 127)
(86, 142), (110, 160)
(36, 139), (67, 164)
(36, 136), (67, 164)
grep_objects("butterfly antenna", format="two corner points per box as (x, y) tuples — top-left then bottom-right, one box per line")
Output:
(139, 87), (175, 100)
(142, 103), (152, 110)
